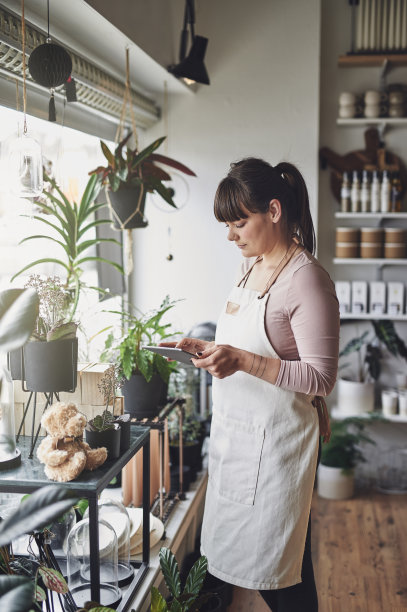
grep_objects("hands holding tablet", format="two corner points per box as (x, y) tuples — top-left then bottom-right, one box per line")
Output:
(158, 337), (248, 379)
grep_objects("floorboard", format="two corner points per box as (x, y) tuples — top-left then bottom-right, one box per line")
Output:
(226, 491), (407, 611)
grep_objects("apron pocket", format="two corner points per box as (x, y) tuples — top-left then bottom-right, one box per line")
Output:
(208, 412), (265, 506)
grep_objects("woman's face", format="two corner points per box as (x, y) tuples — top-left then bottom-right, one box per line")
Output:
(224, 207), (278, 258)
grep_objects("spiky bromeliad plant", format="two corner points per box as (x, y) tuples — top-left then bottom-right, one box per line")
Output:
(11, 173), (124, 324)
(89, 133), (196, 208)
(151, 547), (209, 612)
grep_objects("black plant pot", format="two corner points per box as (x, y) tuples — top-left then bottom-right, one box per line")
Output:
(85, 423), (121, 460)
(122, 372), (167, 420)
(107, 186), (148, 229)
(169, 440), (201, 481)
(115, 414), (131, 452)
(200, 594), (223, 612)
(23, 338), (78, 393)
(203, 573), (233, 611)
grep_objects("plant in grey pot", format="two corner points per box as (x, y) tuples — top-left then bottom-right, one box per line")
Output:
(89, 133), (196, 229)
(318, 417), (375, 500)
(10, 173), (124, 393)
(101, 296), (180, 419)
(86, 365), (123, 460)
(336, 319), (407, 416)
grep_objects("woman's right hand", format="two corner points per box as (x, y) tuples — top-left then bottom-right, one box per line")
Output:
(159, 337), (214, 355)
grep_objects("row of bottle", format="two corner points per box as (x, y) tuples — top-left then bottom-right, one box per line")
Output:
(340, 170), (402, 213)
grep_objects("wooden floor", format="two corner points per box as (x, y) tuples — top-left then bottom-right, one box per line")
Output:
(227, 491), (407, 612)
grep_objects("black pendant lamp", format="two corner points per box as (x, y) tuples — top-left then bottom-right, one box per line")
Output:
(168, 0), (210, 85)
(28, 0), (76, 120)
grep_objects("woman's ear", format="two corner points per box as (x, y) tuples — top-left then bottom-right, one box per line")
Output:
(268, 199), (282, 223)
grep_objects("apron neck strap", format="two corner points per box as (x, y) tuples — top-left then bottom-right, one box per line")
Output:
(258, 240), (303, 299)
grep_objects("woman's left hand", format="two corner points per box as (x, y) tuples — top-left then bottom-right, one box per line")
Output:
(191, 344), (245, 379)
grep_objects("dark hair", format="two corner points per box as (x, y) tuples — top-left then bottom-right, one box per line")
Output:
(214, 157), (315, 254)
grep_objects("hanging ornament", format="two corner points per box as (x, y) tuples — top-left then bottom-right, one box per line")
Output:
(27, 0), (74, 121)
(8, 0), (43, 198)
(166, 226), (174, 261)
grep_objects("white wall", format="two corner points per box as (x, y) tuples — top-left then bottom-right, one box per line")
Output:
(109, 0), (322, 335)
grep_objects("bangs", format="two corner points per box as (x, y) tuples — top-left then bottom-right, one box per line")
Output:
(213, 177), (250, 222)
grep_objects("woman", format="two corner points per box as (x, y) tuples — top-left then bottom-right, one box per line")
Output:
(163, 157), (339, 611)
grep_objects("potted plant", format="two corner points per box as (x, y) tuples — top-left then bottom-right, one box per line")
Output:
(336, 319), (407, 416)
(9, 174), (124, 393)
(85, 365), (123, 459)
(101, 296), (180, 419)
(318, 417), (375, 500)
(151, 546), (212, 612)
(89, 133), (196, 229)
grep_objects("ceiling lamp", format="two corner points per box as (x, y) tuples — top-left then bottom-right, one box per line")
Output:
(168, 0), (210, 86)
(28, 0), (76, 120)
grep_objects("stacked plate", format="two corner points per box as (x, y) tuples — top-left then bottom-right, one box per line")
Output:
(126, 507), (165, 558)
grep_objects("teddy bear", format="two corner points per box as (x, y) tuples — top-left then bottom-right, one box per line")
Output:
(37, 402), (108, 483)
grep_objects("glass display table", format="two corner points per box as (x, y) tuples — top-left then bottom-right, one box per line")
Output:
(0, 426), (150, 610)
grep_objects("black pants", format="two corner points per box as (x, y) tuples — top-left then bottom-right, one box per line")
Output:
(259, 439), (321, 612)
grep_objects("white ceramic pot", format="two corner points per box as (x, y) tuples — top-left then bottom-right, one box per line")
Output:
(336, 378), (375, 416)
(317, 464), (355, 500)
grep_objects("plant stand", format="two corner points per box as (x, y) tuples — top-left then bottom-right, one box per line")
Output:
(0, 427), (151, 610)
(16, 390), (59, 458)
(128, 397), (187, 525)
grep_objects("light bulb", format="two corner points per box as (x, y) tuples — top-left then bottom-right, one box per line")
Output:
(8, 134), (43, 198)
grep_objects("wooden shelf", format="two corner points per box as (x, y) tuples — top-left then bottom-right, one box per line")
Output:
(337, 118), (407, 127)
(335, 212), (407, 219)
(334, 258), (407, 265)
(331, 407), (407, 422)
(338, 54), (407, 67)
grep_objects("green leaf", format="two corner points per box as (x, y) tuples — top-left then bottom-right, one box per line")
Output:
(0, 289), (39, 353)
(150, 586), (169, 612)
(159, 547), (181, 599)
(11, 258), (70, 282)
(20, 213), (70, 244)
(130, 137), (166, 169)
(75, 256), (124, 275)
(38, 567), (68, 594)
(136, 349), (154, 382)
(0, 575), (35, 612)
(184, 556), (207, 598)
(77, 218), (112, 239)
(169, 600), (182, 612)
(78, 174), (102, 224)
(19, 234), (70, 257)
(76, 237), (121, 256)
(0, 486), (79, 547)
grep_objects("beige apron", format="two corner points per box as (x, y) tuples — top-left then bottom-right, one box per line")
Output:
(201, 250), (319, 590)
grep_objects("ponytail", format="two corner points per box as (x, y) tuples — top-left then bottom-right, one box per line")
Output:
(274, 162), (315, 254)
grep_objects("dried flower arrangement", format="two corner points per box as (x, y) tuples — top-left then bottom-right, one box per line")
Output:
(24, 274), (77, 342)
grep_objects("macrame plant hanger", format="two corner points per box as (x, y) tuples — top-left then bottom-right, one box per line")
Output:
(107, 48), (142, 276)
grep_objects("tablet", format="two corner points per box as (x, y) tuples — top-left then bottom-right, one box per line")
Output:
(142, 345), (197, 365)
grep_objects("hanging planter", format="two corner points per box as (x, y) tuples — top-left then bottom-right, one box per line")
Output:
(106, 185), (148, 230)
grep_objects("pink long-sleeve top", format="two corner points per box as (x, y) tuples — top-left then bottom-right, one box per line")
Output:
(240, 249), (340, 396)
